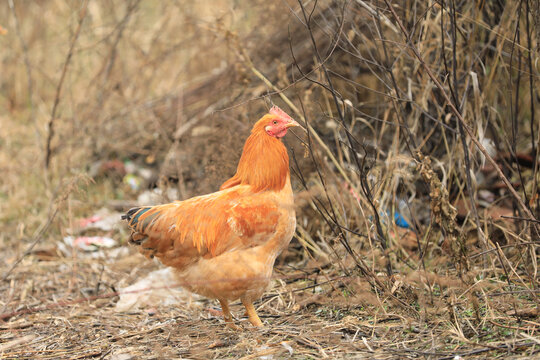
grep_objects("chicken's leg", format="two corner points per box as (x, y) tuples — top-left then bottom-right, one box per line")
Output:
(241, 298), (263, 327)
(219, 299), (239, 330)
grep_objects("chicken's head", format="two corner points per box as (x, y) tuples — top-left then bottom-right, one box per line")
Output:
(261, 106), (303, 139)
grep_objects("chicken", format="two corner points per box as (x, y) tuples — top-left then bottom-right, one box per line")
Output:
(123, 106), (302, 328)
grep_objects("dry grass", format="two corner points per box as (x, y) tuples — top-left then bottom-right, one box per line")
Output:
(1, 0), (539, 359)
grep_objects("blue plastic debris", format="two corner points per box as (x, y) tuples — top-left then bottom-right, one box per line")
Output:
(370, 210), (411, 229)
(391, 210), (410, 229)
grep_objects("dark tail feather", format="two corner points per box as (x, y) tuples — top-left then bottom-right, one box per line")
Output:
(122, 207), (151, 226)
(123, 206), (164, 260)
(121, 207), (140, 221)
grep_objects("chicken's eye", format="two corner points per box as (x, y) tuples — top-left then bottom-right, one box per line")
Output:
(272, 120), (278, 125)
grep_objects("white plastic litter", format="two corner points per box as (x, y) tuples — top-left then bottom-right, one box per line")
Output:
(71, 208), (123, 232)
(257, 345), (273, 360)
(115, 268), (202, 312)
(281, 341), (294, 355)
(136, 188), (179, 205)
(63, 236), (117, 251)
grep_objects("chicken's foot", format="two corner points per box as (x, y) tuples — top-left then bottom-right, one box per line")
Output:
(241, 298), (263, 327)
(219, 299), (239, 330)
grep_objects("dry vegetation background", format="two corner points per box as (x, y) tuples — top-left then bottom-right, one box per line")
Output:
(0, 0), (539, 359)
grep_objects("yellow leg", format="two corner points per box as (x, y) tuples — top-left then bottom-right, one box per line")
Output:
(219, 299), (239, 330)
(241, 299), (263, 327)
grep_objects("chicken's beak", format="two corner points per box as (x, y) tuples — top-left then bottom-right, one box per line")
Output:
(285, 120), (306, 132)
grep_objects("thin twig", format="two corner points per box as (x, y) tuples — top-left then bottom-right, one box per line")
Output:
(2, 208), (60, 282)
(44, 0), (88, 169)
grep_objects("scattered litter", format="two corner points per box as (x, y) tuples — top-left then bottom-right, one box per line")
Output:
(109, 349), (137, 360)
(391, 211), (410, 229)
(72, 208), (123, 232)
(123, 160), (137, 174)
(89, 159), (126, 179)
(478, 189), (495, 202)
(63, 236), (117, 251)
(123, 160), (155, 188)
(123, 174), (142, 191)
(57, 242), (128, 260)
(281, 341), (294, 355)
(137, 187), (179, 205)
(348, 183), (411, 229)
(393, 199), (411, 229)
(257, 345), (273, 360)
(115, 268), (202, 312)
(370, 210), (411, 229)
(362, 337), (374, 352)
(78, 215), (102, 228)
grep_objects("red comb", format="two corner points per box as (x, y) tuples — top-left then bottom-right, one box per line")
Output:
(269, 105), (294, 122)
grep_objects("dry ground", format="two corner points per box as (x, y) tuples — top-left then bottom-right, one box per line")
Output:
(1, 243), (538, 360)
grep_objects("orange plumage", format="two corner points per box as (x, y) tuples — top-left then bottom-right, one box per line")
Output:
(123, 106), (302, 328)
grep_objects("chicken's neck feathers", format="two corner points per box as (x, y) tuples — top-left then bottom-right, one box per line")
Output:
(222, 129), (290, 193)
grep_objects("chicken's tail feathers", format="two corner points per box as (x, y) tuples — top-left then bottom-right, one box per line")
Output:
(122, 206), (159, 258)
(122, 206), (158, 243)
(122, 206), (153, 227)
(121, 207), (137, 221)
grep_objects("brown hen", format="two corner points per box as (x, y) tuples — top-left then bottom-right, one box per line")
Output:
(123, 106), (301, 328)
